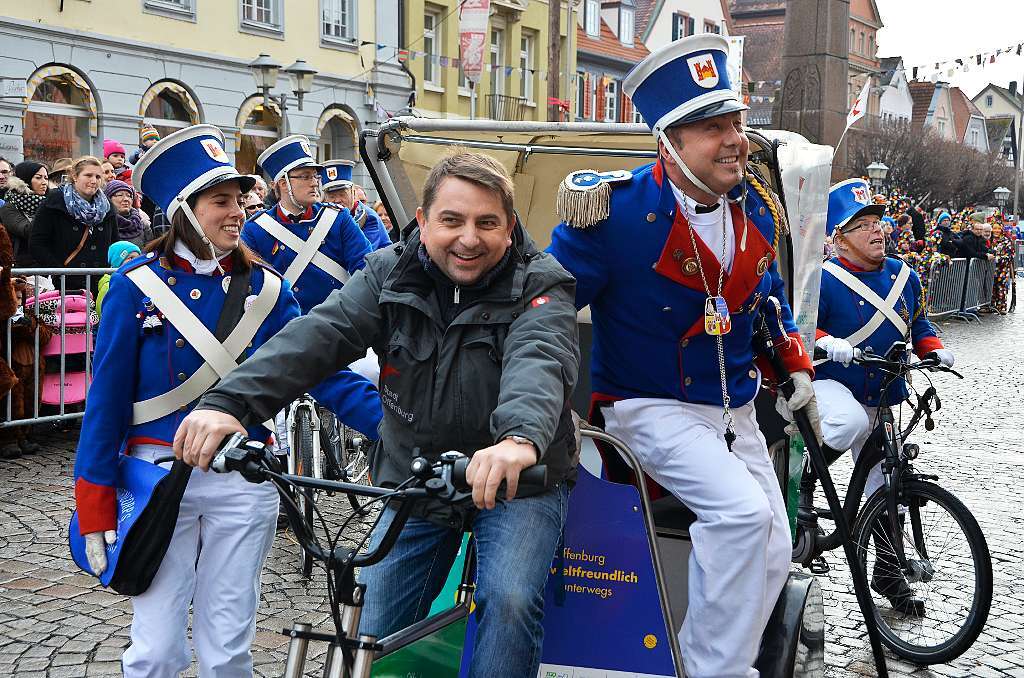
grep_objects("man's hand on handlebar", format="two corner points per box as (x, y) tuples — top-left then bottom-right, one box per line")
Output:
(173, 409), (247, 471)
(466, 438), (539, 510)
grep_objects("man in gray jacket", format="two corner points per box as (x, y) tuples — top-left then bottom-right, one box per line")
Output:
(174, 152), (580, 677)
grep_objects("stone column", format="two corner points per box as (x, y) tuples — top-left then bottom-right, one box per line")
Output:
(776, 0), (850, 176)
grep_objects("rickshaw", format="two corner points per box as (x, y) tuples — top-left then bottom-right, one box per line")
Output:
(253, 118), (862, 677)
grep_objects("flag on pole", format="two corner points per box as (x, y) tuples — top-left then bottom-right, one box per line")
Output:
(846, 78), (870, 130)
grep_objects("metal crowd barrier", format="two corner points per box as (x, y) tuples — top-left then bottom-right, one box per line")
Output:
(957, 257), (996, 321)
(0, 268), (113, 430)
(926, 257), (968, 319)
(1016, 241), (1024, 275)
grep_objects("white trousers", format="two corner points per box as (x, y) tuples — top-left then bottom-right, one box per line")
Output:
(813, 379), (882, 498)
(122, 447), (279, 678)
(603, 399), (791, 678)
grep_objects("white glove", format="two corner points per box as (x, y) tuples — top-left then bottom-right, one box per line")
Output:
(929, 349), (955, 368)
(775, 372), (823, 444)
(84, 530), (117, 576)
(815, 335), (855, 366)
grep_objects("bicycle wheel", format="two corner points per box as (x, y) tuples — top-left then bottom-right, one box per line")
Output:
(293, 406), (316, 578)
(852, 480), (992, 664)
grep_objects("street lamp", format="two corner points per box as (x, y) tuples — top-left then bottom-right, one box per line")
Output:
(993, 186), (1011, 211)
(866, 161), (890, 194)
(248, 53), (318, 138)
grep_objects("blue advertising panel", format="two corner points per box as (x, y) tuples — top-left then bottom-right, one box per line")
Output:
(536, 467), (677, 677)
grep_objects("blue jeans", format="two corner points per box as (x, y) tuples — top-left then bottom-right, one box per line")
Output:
(358, 483), (569, 677)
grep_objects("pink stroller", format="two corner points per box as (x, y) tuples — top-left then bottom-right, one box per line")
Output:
(27, 290), (98, 405)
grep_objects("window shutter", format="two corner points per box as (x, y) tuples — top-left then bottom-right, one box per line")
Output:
(583, 74), (592, 119)
(595, 77), (606, 121)
(621, 95), (632, 123)
(687, 17), (695, 36)
(672, 14), (680, 40)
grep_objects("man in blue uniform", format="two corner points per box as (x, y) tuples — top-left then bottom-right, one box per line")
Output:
(319, 159), (392, 250)
(812, 178), (954, 615)
(547, 34), (816, 677)
(242, 135), (381, 436)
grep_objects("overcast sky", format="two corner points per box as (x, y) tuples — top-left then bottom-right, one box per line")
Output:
(875, 0), (1024, 99)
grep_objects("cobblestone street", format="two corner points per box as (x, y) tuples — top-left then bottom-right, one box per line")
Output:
(1, 309), (1022, 677)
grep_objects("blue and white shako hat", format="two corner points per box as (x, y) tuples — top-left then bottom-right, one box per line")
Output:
(623, 34), (747, 136)
(131, 124), (256, 220)
(320, 159), (356, 191)
(827, 178), (887, 236)
(257, 134), (321, 184)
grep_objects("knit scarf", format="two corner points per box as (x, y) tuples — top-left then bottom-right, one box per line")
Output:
(5, 190), (45, 220)
(115, 208), (145, 240)
(61, 183), (110, 228)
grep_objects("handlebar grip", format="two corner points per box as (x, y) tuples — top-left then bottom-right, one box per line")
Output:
(813, 346), (827, 361)
(451, 457), (549, 493)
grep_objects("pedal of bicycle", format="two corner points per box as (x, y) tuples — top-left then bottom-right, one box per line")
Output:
(809, 556), (830, 575)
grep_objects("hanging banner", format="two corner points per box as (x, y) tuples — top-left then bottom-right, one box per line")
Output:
(458, 0), (490, 84)
(727, 36), (745, 100)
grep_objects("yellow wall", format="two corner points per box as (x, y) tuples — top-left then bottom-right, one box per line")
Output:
(405, 0), (575, 120)
(5, 0), (371, 78)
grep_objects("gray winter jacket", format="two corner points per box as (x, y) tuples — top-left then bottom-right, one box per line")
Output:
(198, 220), (580, 525)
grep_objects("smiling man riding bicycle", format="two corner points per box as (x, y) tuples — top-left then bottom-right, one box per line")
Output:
(811, 178), (955, 615)
(173, 151), (581, 678)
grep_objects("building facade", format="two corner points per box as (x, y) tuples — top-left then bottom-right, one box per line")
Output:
(403, 0), (574, 122)
(847, 0), (882, 116)
(574, 0), (650, 123)
(909, 81), (956, 141)
(0, 0), (411, 191)
(950, 87), (989, 154)
(637, 0), (731, 52)
(878, 56), (912, 124)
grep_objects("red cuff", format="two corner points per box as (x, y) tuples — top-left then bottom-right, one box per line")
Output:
(913, 336), (943, 358)
(75, 477), (116, 535)
(757, 332), (814, 383)
(814, 328), (829, 340)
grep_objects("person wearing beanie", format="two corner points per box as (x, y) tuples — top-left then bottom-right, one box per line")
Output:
(103, 139), (128, 170)
(95, 241), (142, 317)
(104, 179), (154, 248)
(0, 161), (49, 267)
(129, 125), (161, 165)
(933, 211), (961, 257)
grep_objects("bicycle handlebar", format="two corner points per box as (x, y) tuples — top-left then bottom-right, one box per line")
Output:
(812, 345), (959, 377)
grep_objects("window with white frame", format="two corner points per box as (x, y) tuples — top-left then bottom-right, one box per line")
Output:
(242, 0), (280, 28)
(620, 7), (634, 45)
(970, 128), (979, 147)
(632, 104), (643, 124)
(605, 79), (618, 122)
(490, 27), (506, 96)
(672, 13), (694, 41)
(144, 0), (194, 17)
(322, 0), (355, 41)
(986, 94), (993, 107)
(585, 0), (600, 36)
(424, 8), (441, 85)
(520, 33), (536, 102)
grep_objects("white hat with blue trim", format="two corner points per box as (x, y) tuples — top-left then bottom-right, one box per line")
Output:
(827, 178), (887, 236)
(320, 159), (355, 191)
(131, 124), (255, 220)
(257, 134), (322, 184)
(623, 34), (747, 136)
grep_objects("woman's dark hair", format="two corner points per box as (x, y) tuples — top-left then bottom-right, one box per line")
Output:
(145, 193), (256, 272)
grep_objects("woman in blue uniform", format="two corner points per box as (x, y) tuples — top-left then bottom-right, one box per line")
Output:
(72, 124), (304, 677)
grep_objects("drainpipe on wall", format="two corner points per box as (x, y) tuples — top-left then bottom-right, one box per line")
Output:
(397, 0), (416, 111)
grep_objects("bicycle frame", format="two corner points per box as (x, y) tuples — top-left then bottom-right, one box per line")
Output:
(286, 394), (324, 481)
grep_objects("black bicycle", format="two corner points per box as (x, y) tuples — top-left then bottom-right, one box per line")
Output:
(794, 343), (992, 664)
(211, 432), (547, 678)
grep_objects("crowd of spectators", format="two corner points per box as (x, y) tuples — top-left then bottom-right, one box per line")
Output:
(825, 191), (1021, 315)
(0, 123), (391, 457)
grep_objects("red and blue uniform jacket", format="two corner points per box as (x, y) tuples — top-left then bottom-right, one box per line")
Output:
(241, 202), (373, 314)
(547, 161), (811, 408)
(815, 256), (943, 407)
(73, 252), (378, 535)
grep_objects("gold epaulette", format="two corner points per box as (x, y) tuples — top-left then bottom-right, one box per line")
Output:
(556, 169), (633, 229)
(747, 173), (789, 252)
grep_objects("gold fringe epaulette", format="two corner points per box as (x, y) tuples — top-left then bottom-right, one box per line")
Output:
(556, 169), (632, 229)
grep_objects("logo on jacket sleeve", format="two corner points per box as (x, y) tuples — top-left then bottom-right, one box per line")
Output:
(530, 296), (551, 308)
(687, 54), (719, 89)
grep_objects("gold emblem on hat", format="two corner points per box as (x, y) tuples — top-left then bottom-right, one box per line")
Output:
(682, 257), (699, 276)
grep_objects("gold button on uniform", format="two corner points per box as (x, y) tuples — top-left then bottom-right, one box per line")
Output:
(175, 338), (185, 348)
(190, 289), (201, 300)
(680, 338), (689, 348)
(646, 212), (657, 222)
(177, 372), (187, 381)
(749, 369), (758, 379)
(681, 258), (699, 276)
(167, 276), (177, 286)
(684, 377), (692, 386)
(758, 206), (766, 216)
